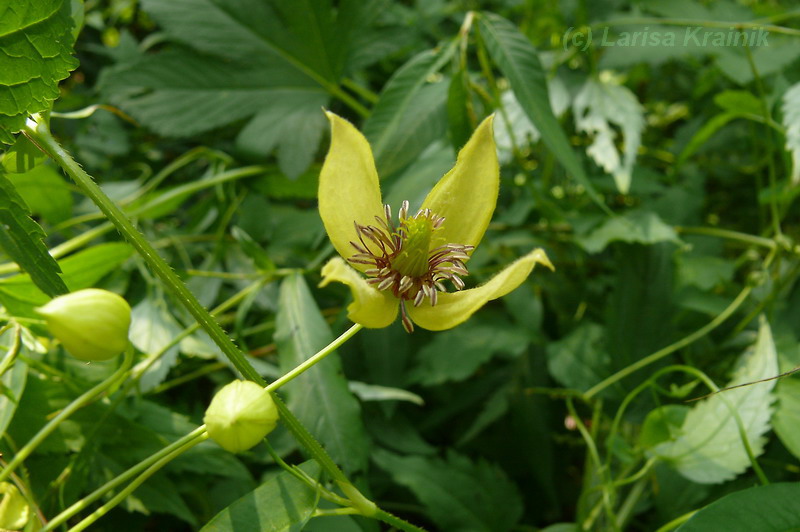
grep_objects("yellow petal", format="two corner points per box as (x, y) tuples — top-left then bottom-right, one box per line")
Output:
(407, 248), (553, 331)
(319, 112), (385, 272)
(420, 115), (499, 249)
(319, 257), (398, 328)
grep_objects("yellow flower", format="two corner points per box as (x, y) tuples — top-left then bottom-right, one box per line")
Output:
(318, 112), (553, 332)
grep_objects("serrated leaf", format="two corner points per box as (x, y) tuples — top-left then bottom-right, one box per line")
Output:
(577, 210), (680, 254)
(363, 46), (455, 176)
(0, 0), (78, 143)
(0, 170), (67, 297)
(101, 0), (370, 177)
(0, 242), (132, 317)
(201, 461), (320, 532)
(573, 77), (645, 194)
(546, 322), (611, 392)
(650, 316), (778, 484)
(677, 482), (800, 531)
(275, 274), (369, 474)
(478, 12), (606, 211)
(373, 450), (523, 532)
(781, 81), (800, 184)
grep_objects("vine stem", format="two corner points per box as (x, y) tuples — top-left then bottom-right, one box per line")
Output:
(23, 118), (353, 480)
(26, 118), (423, 532)
(43, 426), (208, 531)
(265, 323), (363, 392)
(0, 347), (133, 485)
(583, 285), (752, 399)
(67, 432), (210, 532)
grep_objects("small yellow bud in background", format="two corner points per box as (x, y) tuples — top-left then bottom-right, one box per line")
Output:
(204, 381), (279, 453)
(36, 288), (131, 362)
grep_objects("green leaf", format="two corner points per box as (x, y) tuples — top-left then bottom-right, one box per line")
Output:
(7, 164), (73, 224)
(0, 329), (27, 438)
(0, 170), (67, 297)
(573, 77), (645, 194)
(446, 68), (471, 152)
(781, 81), (800, 184)
(102, 0), (369, 177)
(374, 450), (523, 532)
(577, 210), (680, 254)
(546, 322), (611, 392)
(771, 378), (800, 461)
(0, 0), (78, 143)
(1, 134), (46, 173)
(478, 12), (607, 212)
(347, 381), (423, 406)
(231, 226), (276, 272)
(677, 482), (800, 532)
(275, 274), (369, 474)
(494, 79), (570, 164)
(650, 316), (778, 484)
(714, 90), (762, 115)
(0, 242), (131, 317)
(676, 254), (736, 291)
(409, 322), (529, 386)
(130, 297), (184, 393)
(363, 46), (455, 176)
(200, 461), (320, 532)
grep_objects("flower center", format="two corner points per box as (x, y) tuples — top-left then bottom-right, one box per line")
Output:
(347, 200), (474, 332)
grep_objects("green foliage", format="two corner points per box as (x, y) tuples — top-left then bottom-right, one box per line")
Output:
(678, 482), (800, 531)
(0, 0), (78, 143)
(201, 461), (321, 531)
(2, 0), (800, 530)
(275, 274), (369, 475)
(0, 169), (67, 297)
(374, 450), (523, 532)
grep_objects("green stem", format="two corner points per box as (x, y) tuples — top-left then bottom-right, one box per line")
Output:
(373, 508), (429, 532)
(43, 426), (207, 531)
(654, 510), (697, 532)
(0, 347), (133, 485)
(265, 323), (363, 392)
(743, 40), (782, 238)
(26, 119), (418, 531)
(24, 118), (263, 386)
(584, 285), (752, 399)
(66, 432), (209, 532)
(341, 78), (379, 104)
(675, 226), (776, 249)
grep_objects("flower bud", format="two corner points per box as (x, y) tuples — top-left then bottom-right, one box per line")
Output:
(36, 288), (131, 362)
(204, 381), (279, 453)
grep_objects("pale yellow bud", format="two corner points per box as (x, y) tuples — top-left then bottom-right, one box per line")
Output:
(204, 381), (279, 453)
(37, 288), (131, 362)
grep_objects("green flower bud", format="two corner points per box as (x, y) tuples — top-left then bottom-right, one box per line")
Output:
(36, 288), (131, 362)
(204, 381), (279, 453)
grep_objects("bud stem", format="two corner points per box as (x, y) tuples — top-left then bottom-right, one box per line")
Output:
(0, 344), (134, 486)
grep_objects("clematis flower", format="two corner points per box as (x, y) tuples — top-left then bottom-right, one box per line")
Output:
(318, 112), (553, 332)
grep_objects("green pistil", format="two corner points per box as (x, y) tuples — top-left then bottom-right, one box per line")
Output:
(391, 216), (433, 278)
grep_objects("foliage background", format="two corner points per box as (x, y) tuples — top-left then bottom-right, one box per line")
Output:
(2, 0), (800, 530)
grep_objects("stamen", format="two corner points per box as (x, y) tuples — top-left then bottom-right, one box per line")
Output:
(400, 301), (414, 333)
(346, 199), (474, 332)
